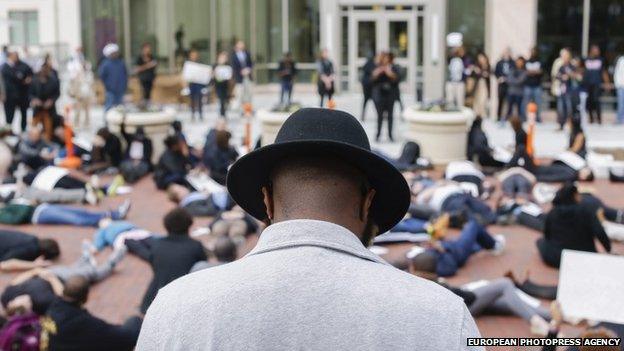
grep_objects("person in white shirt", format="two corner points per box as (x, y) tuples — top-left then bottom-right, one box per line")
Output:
(446, 47), (466, 108)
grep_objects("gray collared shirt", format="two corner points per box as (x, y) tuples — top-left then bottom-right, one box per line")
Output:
(137, 219), (482, 350)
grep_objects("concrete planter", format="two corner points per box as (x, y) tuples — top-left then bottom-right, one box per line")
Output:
(106, 108), (176, 163)
(258, 109), (291, 146)
(403, 106), (475, 165)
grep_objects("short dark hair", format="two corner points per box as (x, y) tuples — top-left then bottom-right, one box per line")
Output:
(213, 236), (237, 263)
(553, 183), (578, 206)
(38, 238), (60, 259)
(163, 207), (194, 235)
(164, 135), (180, 149)
(63, 276), (90, 305)
(410, 250), (437, 273)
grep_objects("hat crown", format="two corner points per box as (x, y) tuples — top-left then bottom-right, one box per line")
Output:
(275, 108), (371, 151)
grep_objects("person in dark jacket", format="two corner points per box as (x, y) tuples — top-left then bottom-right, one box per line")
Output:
(316, 48), (335, 107)
(506, 57), (526, 120)
(44, 276), (141, 351)
(360, 54), (377, 121)
(0, 230), (59, 268)
(1, 51), (33, 131)
(371, 52), (400, 142)
(494, 48), (514, 121)
(536, 184), (611, 268)
(583, 45), (609, 124)
(277, 52), (297, 106)
(509, 115), (527, 149)
(85, 127), (123, 173)
(230, 40), (253, 110)
(98, 43), (128, 112)
(213, 51), (233, 118)
(466, 117), (504, 168)
(153, 135), (191, 190)
(30, 62), (60, 141)
(125, 208), (206, 313)
(568, 117), (586, 158)
(523, 47), (544, 122)
(119, 117), (153, 183)
(203, 130), (238, 185)
(134, 43), (157, 104)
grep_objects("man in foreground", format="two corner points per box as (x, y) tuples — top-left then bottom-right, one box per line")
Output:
(137, 108), (481, 350)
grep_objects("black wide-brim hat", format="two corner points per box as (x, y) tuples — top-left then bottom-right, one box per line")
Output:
(226, 108), (410, 234)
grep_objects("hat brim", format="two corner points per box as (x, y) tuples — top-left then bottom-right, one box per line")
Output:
(226, 140), (411, 234)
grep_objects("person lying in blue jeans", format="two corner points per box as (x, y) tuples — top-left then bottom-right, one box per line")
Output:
(409, 219), (505, 277)
(30, 200), (131, 227)
(91, 220), (154, 252)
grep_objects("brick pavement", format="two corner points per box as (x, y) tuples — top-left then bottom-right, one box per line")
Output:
(1, 175), (623, 350)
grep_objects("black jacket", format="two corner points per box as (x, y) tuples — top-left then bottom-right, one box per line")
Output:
(543, 204), (611, 253)
(46, 298), (140, 351)
(153, 149), (190, 189)
(29, 73), (60, 114)
(120, 122), (153, 166)
(126, 235), (206, 313)
(1, 60), (33, 101)
(230, 50), (253, 83)
(0, 230), (40, 261)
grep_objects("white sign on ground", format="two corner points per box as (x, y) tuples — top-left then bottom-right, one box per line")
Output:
(558, 250), (624, 324)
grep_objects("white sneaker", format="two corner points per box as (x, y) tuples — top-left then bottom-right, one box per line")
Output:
(530, 315), (550, 336)
(491, 234), (506, 256)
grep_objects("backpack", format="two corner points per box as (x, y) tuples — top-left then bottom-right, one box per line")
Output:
(0, 313), (42, 351)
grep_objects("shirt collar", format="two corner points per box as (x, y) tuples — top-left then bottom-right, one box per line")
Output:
(246, 219), (388, 265)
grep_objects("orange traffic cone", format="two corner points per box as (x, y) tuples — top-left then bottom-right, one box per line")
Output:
(327, 99), (336, 110)
(243, 102), (253, 152)
(526, 102), (537, 162)
(59, 106), (82, 169)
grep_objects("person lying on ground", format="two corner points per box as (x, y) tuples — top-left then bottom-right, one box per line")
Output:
(90, 218), (153, 252)
(509, 146), (594, 183)
(43, 276), (142, 351)
(125, 208), (206, 314)
(0, 229), (59, 272)
(153, 136), (192, 190)
(409, 218), (505, 277)
(190, 236), (237, 273)
(444, 160), (493, 198)
(0, 199), (130, 226)
(409, 259), (553, 336)
(537, 184), (610, 268)
(374, 141), (432, 171)
(166, 182), (232, 217)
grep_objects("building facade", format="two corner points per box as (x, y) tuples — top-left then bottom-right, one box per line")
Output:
(0, 0), (81, 65)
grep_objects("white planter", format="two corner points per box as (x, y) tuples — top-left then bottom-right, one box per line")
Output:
(106, 108), (176, 163)
(258, 109), (291, 146)
(402, 106), (475, 165)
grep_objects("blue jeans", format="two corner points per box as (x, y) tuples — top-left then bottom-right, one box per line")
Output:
(506, 94), (524, 120)
(522, 86), (542, 121)
(556, 93), (573, 127)
(93, 220), (136, 251)
(442, 220), (496, 267)
(617, 88), (624, 124)
(280, 81), (293, 105)
(391, 218), (428, 233)
(33, 204), (121, 227)
(104, 91), (124, 112)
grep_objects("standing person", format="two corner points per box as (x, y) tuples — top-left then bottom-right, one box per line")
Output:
(523, 47), (543, 122)
(213, 51), (233, 119)
(553, 49), (572, 129)
(615, 53), (624, 124)
(125, 208), (206, 314)
(568, 117), (587, 158)
(277, 52), (297, 106)
(446, 47), (466, 109)
(30, 62), (60, 141)
(360, 54), (377, 121)
(506, 57), (526, 120)
(134, 43), (157, 105)
(137, 108), (480, 350)
(583, 45), (610, 124)
(472, 52), (491, 119)
(185, 49), (206, 121)
(371, 52), (400, 142)
(316, 48), (335, 107)
(66, 47), (94, 128)
(230, 40), (253, 111)
(98, 43), (128, 112)
(1, 51), (33, 132)
(495, 48), (514, 121)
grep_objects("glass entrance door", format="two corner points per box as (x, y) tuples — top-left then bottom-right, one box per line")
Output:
(348, 11), (416, 94)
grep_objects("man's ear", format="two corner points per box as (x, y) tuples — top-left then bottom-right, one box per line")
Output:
(261, 186), (274, 221)
(360, 188), (376, 221)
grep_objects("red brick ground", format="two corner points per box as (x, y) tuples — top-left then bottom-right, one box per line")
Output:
(1, 176), (623, 351)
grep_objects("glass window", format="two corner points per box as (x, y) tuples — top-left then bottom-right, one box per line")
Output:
(588, 0), (624, 71)
(129, 0), (172, 71)
(216, 0), (251, 55)
(173, 0), (212, 68)
(288, 0), (319, 63)
(9, 11), (39, 46)
(80, 0), (125, 64)
(255, 0), (282, 84)
(447, 0), (485, 56)
(537, 0), (583, 75)
(389, 21), (408, 58)
(357, 21), (376, 58)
